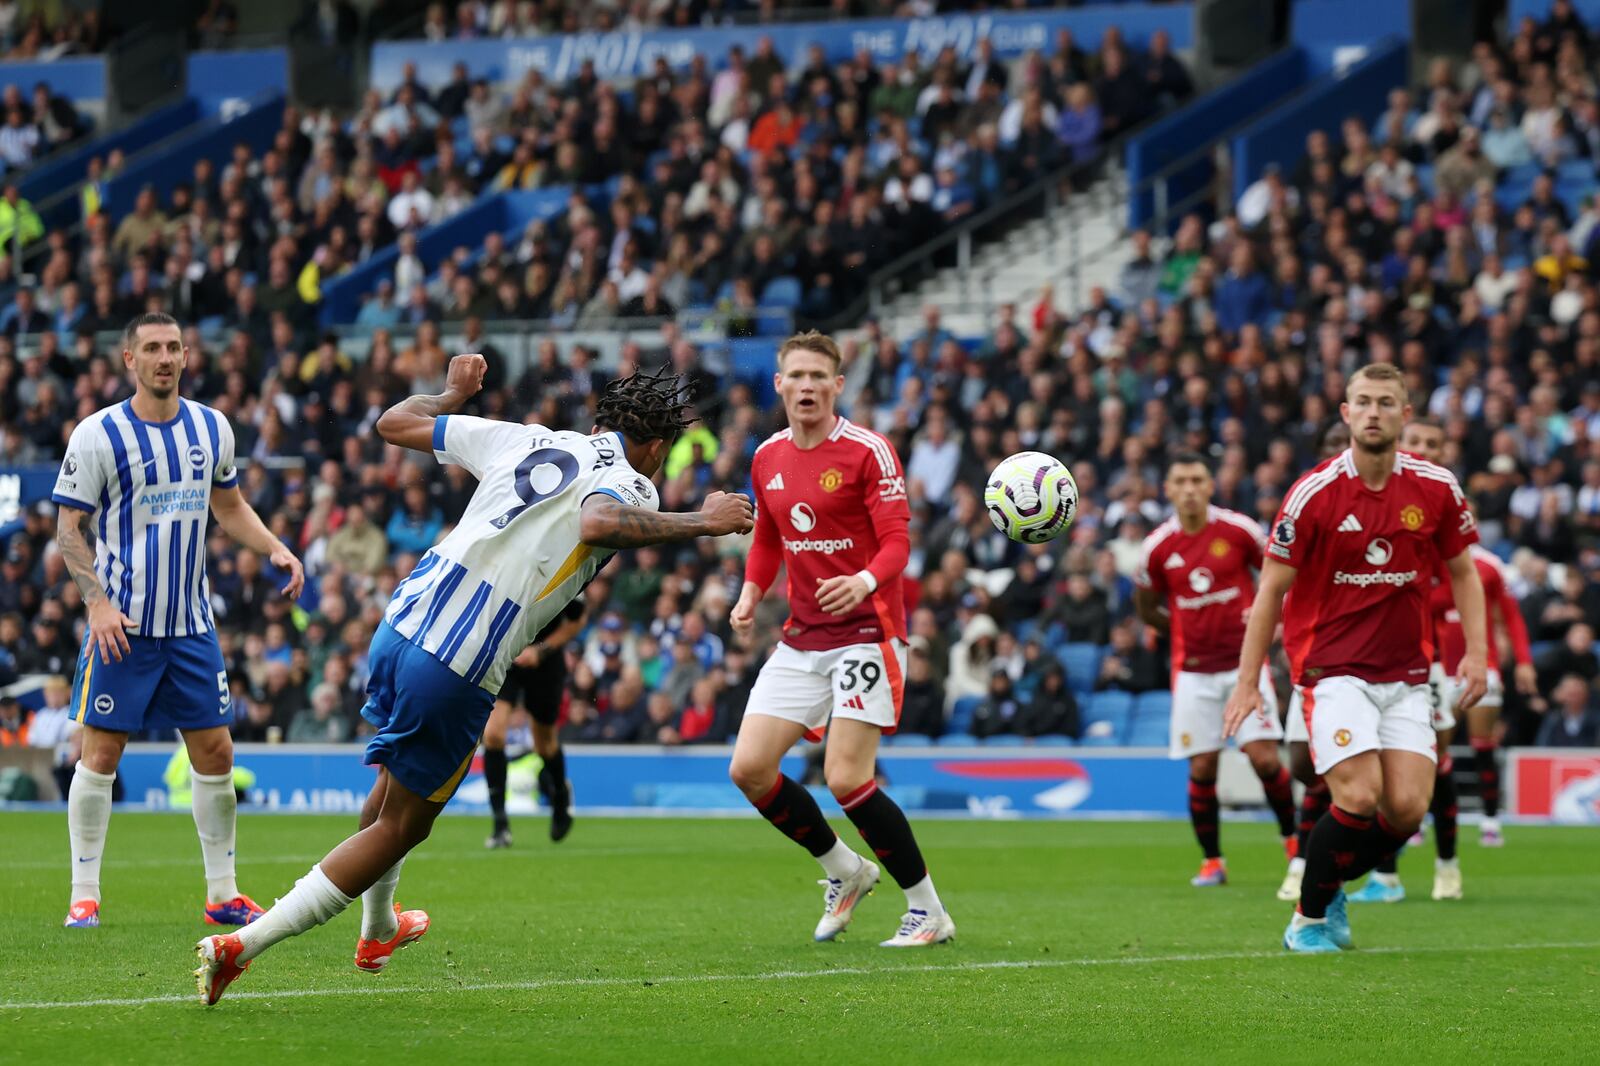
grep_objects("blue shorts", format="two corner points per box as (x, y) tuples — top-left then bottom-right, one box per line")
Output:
(69, 631), (230, 733)
(361, 622), (495, 804)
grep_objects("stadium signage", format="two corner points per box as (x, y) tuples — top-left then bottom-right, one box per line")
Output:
(371, 6), (1191, 91)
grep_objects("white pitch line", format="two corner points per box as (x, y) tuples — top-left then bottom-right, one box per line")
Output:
(2, 941), (1595, 1012)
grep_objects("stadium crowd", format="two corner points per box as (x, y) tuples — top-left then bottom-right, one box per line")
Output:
(0, 24), (1186, 340)
(0, 12), (1597, 760)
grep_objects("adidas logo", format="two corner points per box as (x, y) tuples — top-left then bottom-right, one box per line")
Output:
(843, 694), (866, 711)
(1164, 554), (1185, 569)
(1338, 514), (1363, 533)
(766, 473), (785, 491)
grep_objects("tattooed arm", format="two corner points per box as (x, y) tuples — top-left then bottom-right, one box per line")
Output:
(57, 506), (136, 663)
(579, 491), (753, 549)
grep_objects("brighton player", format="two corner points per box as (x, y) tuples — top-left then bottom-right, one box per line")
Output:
(1134, 453), (1298, 888)
(1225, 363), (1488, 953)
(52, 312), (305, 929)
(195, 357), (753, 1003)
(728, 330), (953, 947)
(1278, 420), (1350, 902)
(482, 598), (585, 848)
(1349, 418), (1536, 902)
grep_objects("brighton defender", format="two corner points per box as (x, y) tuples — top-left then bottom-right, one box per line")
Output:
(1225, 364), (1488, 954)
(729, 331), (953, 947)
(195, 358), (753, 1003)
(52, 312), (305, 929)
(1134, 453), (1297, 888)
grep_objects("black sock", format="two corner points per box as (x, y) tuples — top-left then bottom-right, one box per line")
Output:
(1259, 766), (1296, 839)
(1375, 852), (1399, 875)
(1187, 777), (1221, 859)
(538, 748), (568, 812)
(1302, 807), (1412, 917)
(1433, 755), (1459, 861)
(1473, 742), (1500, 819)
(753, 775), (837, 859)
(1297, 780), (1330, 859)
(839, 781), (928, 889)
(483, 746), (508, 832)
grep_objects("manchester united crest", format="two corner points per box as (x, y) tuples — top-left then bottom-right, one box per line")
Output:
(1400, 504), (1425, 531)
(1334, 728), (1353, 747)
(1209, 538), (1229, 558)
(819, 468), (844, 492)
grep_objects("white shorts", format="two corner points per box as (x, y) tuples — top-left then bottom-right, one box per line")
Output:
(1427, 663), (1456, 732)
(1170, 667), (1282, 759)
(1303, 675), (1437, 776)
(745, 640), (907, 739)
(1439, 666), (1503, 720)
(1286, 688), (1309, 744)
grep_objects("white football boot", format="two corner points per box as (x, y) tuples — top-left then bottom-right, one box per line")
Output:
(879, 908), (956, 947)
(813, 859), (880, 942)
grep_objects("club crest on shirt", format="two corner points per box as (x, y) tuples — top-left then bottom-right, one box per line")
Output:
(187, 445), (207, 471)
(63, 454), (78, 476)
(1400, 504), (1425, 531)
(1334, 728), (1352, 747)
(819, 468), (844, 493)
(1209, 538), (1229, 558)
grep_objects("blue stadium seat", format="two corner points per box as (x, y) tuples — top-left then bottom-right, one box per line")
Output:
(892, 734), (933, 747)
(1055, 643), (1102, 694)
(985, 734), (1027, 746)
(948, 696), (982, 733)
(1134, 690), (1173, 721)
(1087, 690), (1134, 724)
(1126, 719), (1170, 747)
(1079, 732), (1120, 747)
(1032, 735), (1076, 747)
(936, 733), (978, 746)
(760, 276), (802, 309)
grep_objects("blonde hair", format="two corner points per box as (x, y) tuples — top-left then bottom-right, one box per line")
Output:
(1347, 362), (1407, 398)
(777, 329), (842, 373)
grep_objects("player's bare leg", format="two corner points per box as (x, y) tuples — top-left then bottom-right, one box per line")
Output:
(352, 770), (430, 971)
(1185, 750), (1226, 886)
(1465, 702), (1504, 846)
(533, 719), (573, 841)
(825, 719), (953, 946)
(181, 724), (261, 925)
(482, 700), (513, 848)
(197, 769), (444, 1003)
(731, 714), (877, 941)
(64, 725), (127, 927)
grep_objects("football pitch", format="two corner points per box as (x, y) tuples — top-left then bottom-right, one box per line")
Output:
(1, 811), (1596, 1064)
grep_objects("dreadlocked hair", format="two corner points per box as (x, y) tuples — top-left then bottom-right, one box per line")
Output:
(594, 364), (697, 443)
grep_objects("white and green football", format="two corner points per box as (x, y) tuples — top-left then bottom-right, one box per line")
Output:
(984, 451), (1079, 544)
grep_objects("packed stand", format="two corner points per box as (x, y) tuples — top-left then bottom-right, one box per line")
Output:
(12, 26), (1187, 340)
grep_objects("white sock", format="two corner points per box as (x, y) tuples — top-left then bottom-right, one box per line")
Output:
(360, 859), (404, 941)
(1372, 871), (1402, 888)
(1288, 856), (1306, 875)
(816, 838), (863, 881)
(1291, 911), (1326, 929)
(904, 873), (943, 914)
(236, 864), (353, 962)
(191, 770), (240, 903)
(1436, 857), (1459, 871)
(67, 762), (115, 904)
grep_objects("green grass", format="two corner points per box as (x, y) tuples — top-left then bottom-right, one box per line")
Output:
(1, 811), (1597, 1064)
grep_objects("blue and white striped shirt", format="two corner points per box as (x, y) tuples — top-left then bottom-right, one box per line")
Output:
(52, 398), (238, 638)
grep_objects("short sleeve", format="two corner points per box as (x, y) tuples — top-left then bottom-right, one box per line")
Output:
(1432, 475), (1479, 559)
(1133, 537), (1164, 592)
(1266, 486), (1318, 568)
(1234, 514), (1268, 567)
(433, 414), (532, 479)
(52, 419), (111, 513)
(588, 465), (661, 513)
(213, 414), (238, 488)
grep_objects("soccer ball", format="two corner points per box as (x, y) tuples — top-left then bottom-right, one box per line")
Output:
(984, 451), (1079, 544)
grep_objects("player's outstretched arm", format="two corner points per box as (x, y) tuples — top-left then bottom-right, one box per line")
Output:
(579, 491), (753, 549)
(57, 505), (135, 663)
(1446, 548), (1490, 712)
(1223, 557), (1295, 737)
(375, 353), (486, 452)
(211, 485), (305, 600)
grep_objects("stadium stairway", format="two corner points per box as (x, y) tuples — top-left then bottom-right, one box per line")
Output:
(869, 166), (1137, 340)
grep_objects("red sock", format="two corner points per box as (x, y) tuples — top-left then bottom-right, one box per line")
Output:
(1188, 777), (1221, 860)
